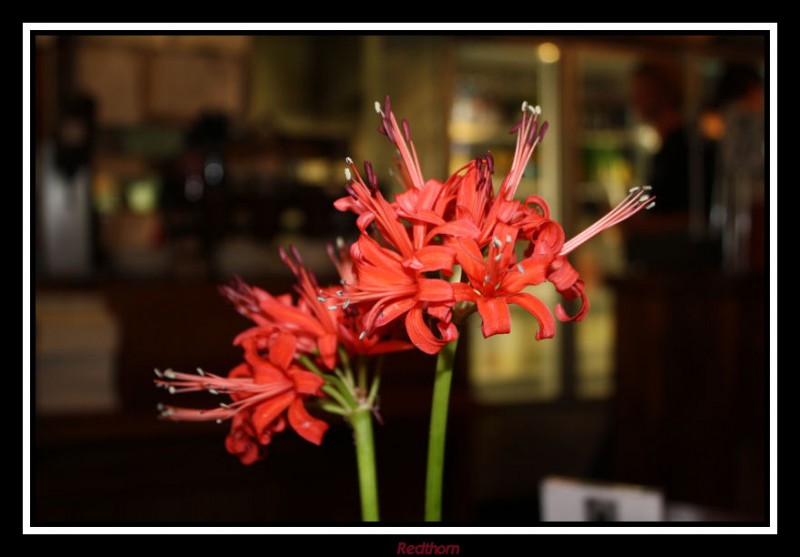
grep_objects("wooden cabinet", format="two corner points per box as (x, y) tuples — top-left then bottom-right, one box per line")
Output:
(609, 272), (766, 518)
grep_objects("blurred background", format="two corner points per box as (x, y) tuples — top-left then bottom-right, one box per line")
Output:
(30, 34), (767, 523)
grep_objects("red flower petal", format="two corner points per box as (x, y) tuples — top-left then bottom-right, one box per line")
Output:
(405, 306), (445, 354)
(374, 297), (416, 328)
(452, 282), (478, 303)
(405, 245), (456, 272)
(268, 331), (297, 370)
(417, 278), (454, 303)
(507, 292), (556, 340)
(452, 237), (487, 285)
(290, 369), (325, 395)
(251, 391), (295, 439)
(476, 296), (511, 337)
(317, 333), (339, 369)
(288, 398), (329, 445)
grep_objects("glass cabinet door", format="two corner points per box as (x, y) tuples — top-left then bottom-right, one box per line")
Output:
(449, 39), (563, 403)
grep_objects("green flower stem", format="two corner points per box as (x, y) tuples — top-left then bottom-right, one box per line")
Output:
(349, 407), (380, 521)
(424, 338), (458, 522)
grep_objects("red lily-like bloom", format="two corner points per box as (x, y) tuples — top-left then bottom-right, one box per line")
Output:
(155, 331), (328, 465)
(452, 222), (556, 339)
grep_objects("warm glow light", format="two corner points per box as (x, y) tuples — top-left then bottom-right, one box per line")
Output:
(127, 178), (159, 213)
(537, 42), (560, 64)
(635, 124), (662, 153)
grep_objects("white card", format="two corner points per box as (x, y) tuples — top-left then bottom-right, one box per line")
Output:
(541, 476), (664, 522)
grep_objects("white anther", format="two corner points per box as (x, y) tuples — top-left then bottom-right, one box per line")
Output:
(494, 253), (503, 262)
(345, 156), (354, 165)
(629, 186), (641, 193)
(534, 105), (542, 115)
(521, 101), (529, 112)
(208, 388), (219, 395)
(317, 295), (327, 302)
(196, 368), (205, 376)
(505, 234), (513, 243)
(638, 193), (651, 203)
(220, 402), (231, 409)
(646, 201), (656, 210)
(328, 305), (338, 311)
(168, 386), (176, 394)
(517, 263), (525, 273)
(156, 403), (165, 411)
(343, 300), (351, 310)
(492, 236), (503, 248)
(154, 368), (163, 378)
(164, 369), (176, 379)
(374, 101), (383, 114)
(344, 167), (352, 181)
(359, 331), (367, 340)
(643, 185), (652, 191)
(484, 274), (491, 284)
(215, 419), (223, 424)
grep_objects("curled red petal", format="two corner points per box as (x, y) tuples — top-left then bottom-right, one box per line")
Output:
(555, 279), (590, 322)
(476, 296), (511, 338)
(405, 306), (444, 355)
(507, 292), (556, 340)
(374, 297), (416, 328)
(288, 398), (329, 446)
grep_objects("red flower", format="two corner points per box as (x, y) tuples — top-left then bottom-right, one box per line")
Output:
(345, 233), (457, 355)
(155, 331), (328, 465)
(452, 222), (556, 339)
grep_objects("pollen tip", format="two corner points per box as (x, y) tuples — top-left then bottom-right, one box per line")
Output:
(196, 368), (205, 376)
(521, 100), (529, 112)
(345, 156), (354, 165)
(168, 386), (176, 394)
(374, 100), (382, 114)
(638, 193), (651, 203)
(494, 253), (503, 262)
(359, 331), (367, 340)
(208, 388), (220, 395)
(646, 201), (656, 210)
(220, 402), (231, 409)
(344, 167), (352, 181)
(154, 368), (163, 378)
(215, 419), (223, 424)
(517, 263), (525, 273)
(492, 236), (503, 248)
(628, 186), (641, 193)
(164, 369), (176, 379)
(643, 185), (653, 191)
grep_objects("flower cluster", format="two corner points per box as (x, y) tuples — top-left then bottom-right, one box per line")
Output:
(155, 245), (412, 464)
(155, 96), (654, 465)
(332, 97), (654, 350)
